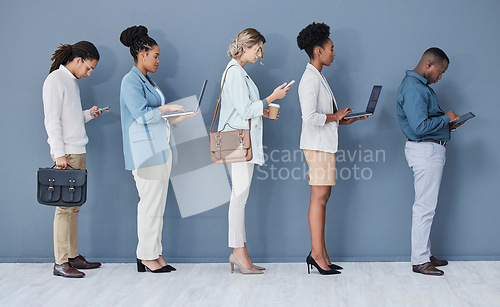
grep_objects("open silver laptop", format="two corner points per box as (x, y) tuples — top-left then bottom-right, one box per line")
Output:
(343, 85), (382, 119)
(162, 80), (207, 118)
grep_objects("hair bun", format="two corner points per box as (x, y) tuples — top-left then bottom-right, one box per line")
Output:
(297, 22), (330, 50)
(120, 25), (149, 47)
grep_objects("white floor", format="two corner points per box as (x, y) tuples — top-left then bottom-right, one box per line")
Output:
(0, 262), (499, 307)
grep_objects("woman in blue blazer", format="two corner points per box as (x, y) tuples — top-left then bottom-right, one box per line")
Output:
(220, 28), (290, 274)
(120, 25), (196, 273)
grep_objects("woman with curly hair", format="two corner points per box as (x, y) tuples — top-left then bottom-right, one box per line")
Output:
(120, 25), (196, 273)
(297, 22), (367, 275)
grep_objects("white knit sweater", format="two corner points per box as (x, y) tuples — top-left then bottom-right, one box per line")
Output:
(43, 65), (92, 158)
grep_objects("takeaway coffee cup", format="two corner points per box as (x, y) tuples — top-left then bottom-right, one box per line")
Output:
(268, 103), (280, 120)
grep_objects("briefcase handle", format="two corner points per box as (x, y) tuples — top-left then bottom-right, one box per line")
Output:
(51, 164), (76, 170)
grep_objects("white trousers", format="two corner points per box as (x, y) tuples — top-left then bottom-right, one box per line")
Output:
(132, 153), (172, 260)
(228, 162), (254, 248)
(405, 141), (446, 265)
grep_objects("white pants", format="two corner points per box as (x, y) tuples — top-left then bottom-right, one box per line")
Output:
(132, 154), (172, 260)
(228, 162), (254, 248)
(405, 141), (446, 265)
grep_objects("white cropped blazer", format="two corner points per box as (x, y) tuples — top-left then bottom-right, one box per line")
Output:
(298, 63), (339, 154)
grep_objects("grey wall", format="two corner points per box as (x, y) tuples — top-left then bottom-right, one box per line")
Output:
(1, 0), (499, 263)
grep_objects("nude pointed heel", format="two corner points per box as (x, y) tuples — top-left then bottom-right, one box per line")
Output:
(229, 254), (263, 275)
(252, 264), (266, 271)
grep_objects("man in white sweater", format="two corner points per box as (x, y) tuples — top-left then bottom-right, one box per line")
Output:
(43, 41), (105, 278)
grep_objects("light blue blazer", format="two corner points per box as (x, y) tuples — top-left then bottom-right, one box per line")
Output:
(218, 59), (265, 165)
(120, 66), (177, 170)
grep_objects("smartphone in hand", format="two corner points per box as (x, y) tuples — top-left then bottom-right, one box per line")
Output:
(90, 106), (110, 115)
(283, 80), (295, 89)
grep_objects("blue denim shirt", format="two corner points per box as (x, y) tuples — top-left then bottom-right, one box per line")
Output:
(397, 70), (451, 141)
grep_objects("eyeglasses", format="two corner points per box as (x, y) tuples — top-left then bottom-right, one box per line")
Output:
(82, 59), (94, 72)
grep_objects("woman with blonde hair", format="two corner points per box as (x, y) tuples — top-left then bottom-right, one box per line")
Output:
(219, 28), (290, 274)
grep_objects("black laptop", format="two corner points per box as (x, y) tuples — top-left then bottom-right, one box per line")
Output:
(343, 85), (382, 119)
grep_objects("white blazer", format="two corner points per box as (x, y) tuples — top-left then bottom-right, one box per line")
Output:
(298, 63), (339, 154)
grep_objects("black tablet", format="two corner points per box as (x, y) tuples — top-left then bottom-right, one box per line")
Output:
(451, 112), (475, 125)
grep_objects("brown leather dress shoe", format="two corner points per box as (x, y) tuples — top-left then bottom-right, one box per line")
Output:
(430, 256), (448, 266)
(412, 262), (444, 276)
(53, 263), (85, 278)
(68, 255), (101, 269)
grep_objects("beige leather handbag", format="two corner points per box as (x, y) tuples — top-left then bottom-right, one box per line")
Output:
(209, 65), (252, 164)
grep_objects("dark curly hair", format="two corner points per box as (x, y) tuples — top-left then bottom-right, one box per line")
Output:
(297, 22), (331, 59)
(49, 41), (100, 73)
(120, 25), (157, 62)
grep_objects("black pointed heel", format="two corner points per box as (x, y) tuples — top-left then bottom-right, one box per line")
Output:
(163, 264), (176, 271)
(329, 263), (343, 270)
(137, 259), (172, 273)
(159, 255), (176, 271)
(306, 254), (341, 275)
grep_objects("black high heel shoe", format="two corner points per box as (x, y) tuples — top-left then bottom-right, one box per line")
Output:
(163, 264), (176, 271)
(137, 259), (172, 273)
(329, 263), (343, 270)
(306, 254), (341, 275)
(159, 255), (176, 271)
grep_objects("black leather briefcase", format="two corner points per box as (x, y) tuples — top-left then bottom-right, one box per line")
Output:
(37, 166), (87, 207)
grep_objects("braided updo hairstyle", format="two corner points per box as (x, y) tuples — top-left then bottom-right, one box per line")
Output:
(227, 28), (266, 61)
(49, 41), (100, 73)
(120, 25), (157, 62)
(297, 22), (331, 59)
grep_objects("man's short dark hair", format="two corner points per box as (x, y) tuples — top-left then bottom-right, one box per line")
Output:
(424, 47), (450, 64)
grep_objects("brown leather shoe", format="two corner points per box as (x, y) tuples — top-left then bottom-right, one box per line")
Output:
(412, 262), (444, 276)
(53, 263), (85, 278)
(68, 255), (101, 269)
(430, 256), (448, 267)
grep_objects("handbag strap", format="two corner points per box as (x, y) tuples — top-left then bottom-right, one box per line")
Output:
(210, 65), (251, 133)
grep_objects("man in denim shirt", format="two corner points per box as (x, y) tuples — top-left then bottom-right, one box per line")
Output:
(397, 47), (462, 276)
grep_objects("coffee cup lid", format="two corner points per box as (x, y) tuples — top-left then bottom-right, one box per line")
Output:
(268, 103), (280, 108)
